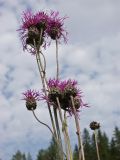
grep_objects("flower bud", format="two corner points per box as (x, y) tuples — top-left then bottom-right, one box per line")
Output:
(64, 85), (78, 98)
(22, 90), (40, 111)
(48, 87), (62, 102)
(26, 100), (37, 110)
(90, 121), (100, 130)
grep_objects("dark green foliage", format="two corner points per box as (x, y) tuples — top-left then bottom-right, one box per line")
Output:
(73, 145), (79, 160)
(97, 130), (110, 160)
(10, 126), (120, 160)
(83, 128), (94, 160)
(36, 149), (49, 160)
(109, 127), (120, 160)
(11, 150), (26, 160)
(110, 138), (117, 160)
(26, 153), (32, 160)
(36, 137), (61, 160)
(91, 133), (98, 160)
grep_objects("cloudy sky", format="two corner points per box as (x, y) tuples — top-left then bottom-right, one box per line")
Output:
(0, 0), (120, 159)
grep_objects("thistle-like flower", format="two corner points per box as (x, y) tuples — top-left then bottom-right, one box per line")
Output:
(18, 10), (49, 54)
(18, 10), (68, 53)
(47, 79), (62, 103)
(42, 79), (88, 115)
(22, 90), (41, 110)
(47, 11), (68, 42)
(63, 79), (78, 97)
(61, 80), (88, 115)
(90, 121), (100, 130)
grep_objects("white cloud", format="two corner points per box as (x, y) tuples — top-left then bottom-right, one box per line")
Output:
(0, 0), (120, 159)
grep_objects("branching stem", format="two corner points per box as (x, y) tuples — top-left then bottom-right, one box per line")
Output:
(32, 110), (54, 135)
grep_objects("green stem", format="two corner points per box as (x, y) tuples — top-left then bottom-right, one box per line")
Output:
(70, 96), (85, 160)
(32, 110), (65, 159)
(53, 108), (64, 160)
(64, 111), (73, 160)
(56, 38), (59, 80)
(94, 130), (101, 160)
(34, 30), (65, 160)
(32, 110), (54, 135)
(33, 32), (57, 140)
(56, 97), (73, 160)
(53, 108), (61, 140)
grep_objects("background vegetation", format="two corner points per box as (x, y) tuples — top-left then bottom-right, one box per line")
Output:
(3, 126), (119, 160)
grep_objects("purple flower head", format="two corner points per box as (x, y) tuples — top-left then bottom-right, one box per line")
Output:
(22, 89), (41, 110)
(41, 78), (88, 116)
(18, 10), (49, 54)
(62, 79), (79, 98)
(35, 11), (49, 30)
(47, 79), (62, 103)
(18, 10), (68, 53)
(59, 79), (88, 116)
(47, 11), (68, 42)
(68, 95), (89, 116)
(21, 10), (39, 30)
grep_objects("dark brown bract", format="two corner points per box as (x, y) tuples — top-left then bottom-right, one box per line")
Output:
(90, 121), (100, 130)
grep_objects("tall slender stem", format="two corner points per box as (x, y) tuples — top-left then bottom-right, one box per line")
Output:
(32, 110), (54, 135)
(54, 39), (67, 159)
(56, 97), (73, 160)
(32, 110), (65, 159)
(56, 38), (59, 80)
(34, 30), (65, 160)
(94, 130), (101, 160)
(70, 96), (85, 160)
(33, 31), (57, 140)
(64, 111), (73, 160)
(53, 108), (64, 160)
(35, 56), (64, 160)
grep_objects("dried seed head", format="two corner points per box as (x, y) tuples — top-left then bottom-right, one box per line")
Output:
(90, 121), (100, 130)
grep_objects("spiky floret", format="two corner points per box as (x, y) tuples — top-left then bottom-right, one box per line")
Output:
(42, 79), (88, 116)
(18, 10), (49, 54)
(22, 89), (41, 110)
(18, 10), (68, 54)
(47, 79), (62, 103)
(46, 11), (68, 42)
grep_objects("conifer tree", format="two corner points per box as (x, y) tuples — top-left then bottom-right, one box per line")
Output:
(91, 133), (97, 160)
(110, 138), (117, 160)
(26, 153), (32, 160)
(97, 130), (110, 160)
(36, 137), (60, 160)
(11, 150), (26, 160)
(36, 149), (49, 160)
(83, 128), (93, 160)
(112, 126), (120, 160)
(73, 145), (79, 160)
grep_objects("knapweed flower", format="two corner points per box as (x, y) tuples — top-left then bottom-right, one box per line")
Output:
(63, 79), (79, 98)
(61, 80), (88, 115)
(18, 10), (68, 53)
(47, 79), (62, 103)
(90, 121), (100, 130)
(18, 10), (49, 54)
(22, 90), (41, 110)
(42, 79), (88, 116)
(46, 11), (68, 42)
